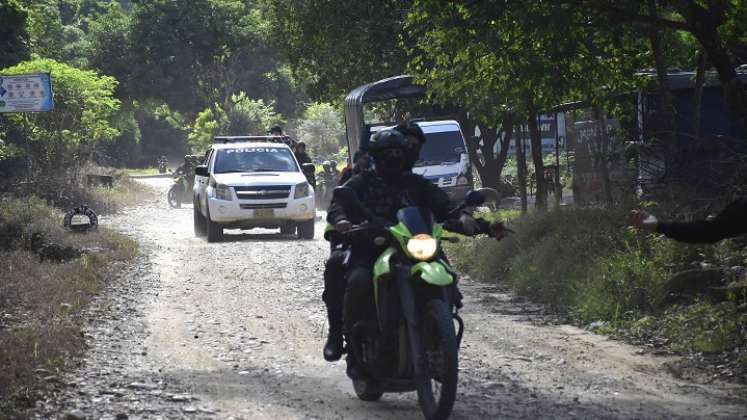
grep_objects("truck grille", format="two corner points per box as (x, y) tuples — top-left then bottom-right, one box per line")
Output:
(234, 185), (291, 200)
(240, 203), (288, 210)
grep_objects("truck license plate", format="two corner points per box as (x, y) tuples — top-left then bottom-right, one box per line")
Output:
(255, 208), (274, 218)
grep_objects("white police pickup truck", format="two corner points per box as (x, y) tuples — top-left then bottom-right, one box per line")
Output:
(192, 136), (316, 242)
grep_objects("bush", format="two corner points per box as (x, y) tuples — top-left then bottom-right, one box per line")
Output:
(448, 206), (746, 356)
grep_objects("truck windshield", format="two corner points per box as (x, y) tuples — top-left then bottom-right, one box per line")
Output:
(415, 131), (465, 167)
(213, 147), (299, 173)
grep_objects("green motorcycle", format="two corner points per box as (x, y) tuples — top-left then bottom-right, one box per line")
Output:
(332, 187), (488, 420)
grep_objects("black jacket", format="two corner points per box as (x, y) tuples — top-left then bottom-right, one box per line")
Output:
(657, 198), (747, 244)
(327, 171), (453, 226)
(295, 152), (312, 165)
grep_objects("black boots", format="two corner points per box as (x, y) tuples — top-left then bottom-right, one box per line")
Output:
(323, 325), (344, 361)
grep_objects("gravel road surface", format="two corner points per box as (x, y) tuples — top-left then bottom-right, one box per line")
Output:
(33, 178), (747, 419)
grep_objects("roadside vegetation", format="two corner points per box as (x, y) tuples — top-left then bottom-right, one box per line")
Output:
(0, 195), (140, 413)
(447, 207), (747, 382)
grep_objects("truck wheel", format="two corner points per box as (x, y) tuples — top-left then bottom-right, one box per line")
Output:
(297, 219), (314, 239)
(193, 200), (206, 237)
(205, 206), (224, 243)
(280, 224), (295, 235)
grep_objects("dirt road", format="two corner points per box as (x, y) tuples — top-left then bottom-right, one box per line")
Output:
(34, 179), (747, 419)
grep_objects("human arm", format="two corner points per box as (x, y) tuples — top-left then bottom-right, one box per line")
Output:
(326, 173), (367, 228)
(627, 199), (747, 244)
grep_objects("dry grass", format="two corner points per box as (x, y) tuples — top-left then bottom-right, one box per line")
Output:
(0, 193), (139, 413)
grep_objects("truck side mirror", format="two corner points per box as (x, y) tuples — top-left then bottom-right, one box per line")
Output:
(302, 163), (316, 174)
(195, 165), (209, 177)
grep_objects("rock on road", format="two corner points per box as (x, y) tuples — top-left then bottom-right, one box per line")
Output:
(34, 178), (747, 419)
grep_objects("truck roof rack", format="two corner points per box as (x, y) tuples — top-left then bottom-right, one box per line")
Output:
(213, 135), (294, 144)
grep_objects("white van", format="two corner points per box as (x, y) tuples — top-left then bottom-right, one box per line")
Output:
(409, 120), (472, 199)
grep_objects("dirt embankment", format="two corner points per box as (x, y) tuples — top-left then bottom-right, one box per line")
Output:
(31, 178), (747, 419)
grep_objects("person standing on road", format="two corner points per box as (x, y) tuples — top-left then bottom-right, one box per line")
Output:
(294, 142), (312, 165)
(626, 198), (747, 243)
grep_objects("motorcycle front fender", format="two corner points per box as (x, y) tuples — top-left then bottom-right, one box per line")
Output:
(373, 247), (397, 281)
(411, 261), (454, 286)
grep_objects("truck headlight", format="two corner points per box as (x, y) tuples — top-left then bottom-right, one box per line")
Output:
(294, 182), (310, 198)
(406, 234), (438, 261)
(214, 184), (233, 201)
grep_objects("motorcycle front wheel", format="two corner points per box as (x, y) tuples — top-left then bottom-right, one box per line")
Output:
(414, 299), (458, 420)
(353, 379), (383, 402)
(167, 185), (181, 208)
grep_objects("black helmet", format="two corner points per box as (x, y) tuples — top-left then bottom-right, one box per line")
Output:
(368, 129), (408, 156)
(269, 125), (283, 135)
(394, 122), (427, 146)
(394, 122), (426, 170)
(369, 129), (408, 180)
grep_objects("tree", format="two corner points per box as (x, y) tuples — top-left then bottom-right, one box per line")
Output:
(0, 0), (30, 69)
(22, 0), (90, 67)
(296, 102), (344, 157)
(266, 0), (412, 101)
(187, 93), (283, 152)
(128, 0), (296, 116)
(0, 58), (120, 175)
(559, 0), (747, 135)
(407, 1), (649, 209)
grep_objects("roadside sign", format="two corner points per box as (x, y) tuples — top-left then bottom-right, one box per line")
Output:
(0, 73), (53, 113)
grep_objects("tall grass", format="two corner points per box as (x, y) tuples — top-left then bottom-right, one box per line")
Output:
(447, 207), (746, 355)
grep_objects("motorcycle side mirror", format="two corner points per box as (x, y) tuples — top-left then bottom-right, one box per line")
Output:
(195, 165), (209, 177)
(302, 163), (316, 174)
(464, 190), (486, 207)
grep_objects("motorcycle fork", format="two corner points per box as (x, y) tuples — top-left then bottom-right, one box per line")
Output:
(395, 265), (429, 382)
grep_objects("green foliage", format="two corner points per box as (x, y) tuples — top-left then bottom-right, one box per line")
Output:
(266, 0), (411, 101)
(187, 93), (282, 152)
(657, 301), (746, 354)
(296, 102), (344, 157)
(576, 232), (691, 323)
(0, 0), (30, 68)
(128, 0), (295, 115)
(448, 206), (746, 355)
(23, 0), (90, 67)
(406, 1), (649, 123)
(0, 58), (120, 173)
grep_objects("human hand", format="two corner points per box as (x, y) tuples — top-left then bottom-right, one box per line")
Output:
(490, 221), (512, 240)
(626, 210), (659, 233)
(335, 219), (352, 233)
(459, 214), (481, 235)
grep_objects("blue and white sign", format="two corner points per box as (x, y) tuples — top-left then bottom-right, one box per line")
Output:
(0, 73), (54, 113)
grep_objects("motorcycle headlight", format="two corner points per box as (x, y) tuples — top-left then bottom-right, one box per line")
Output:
(294, 182), (310, 198)
(406, 234), (438, 261)
(214, 184), (233, 201)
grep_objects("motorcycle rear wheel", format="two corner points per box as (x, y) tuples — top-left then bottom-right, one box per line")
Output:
(414, 299), (458, 420)
(167, 185), (181, 208)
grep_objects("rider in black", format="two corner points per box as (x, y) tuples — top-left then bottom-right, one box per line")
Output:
(322, 129), (485, 378)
